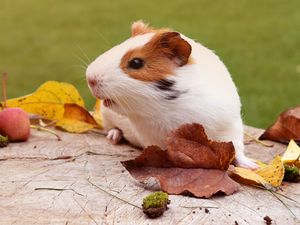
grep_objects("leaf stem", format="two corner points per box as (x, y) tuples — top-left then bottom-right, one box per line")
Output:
(251, 183), (300, 221)
(2, 72), (7, 108)
(180, 205), (218, 209)
(89, 128), (107, 136)
(30, 125), (62, 141)
(268, 190), (299, 222)
(273, 191), (300, 206)
(86, 176), (142, 209)
(244, 131), (274, 147)
(34, 187), (84, 196)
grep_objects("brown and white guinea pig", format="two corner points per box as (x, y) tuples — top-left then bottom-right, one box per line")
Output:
(86, 21), (258, 169)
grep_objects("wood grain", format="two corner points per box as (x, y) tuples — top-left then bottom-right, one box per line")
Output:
(0, 126), (299, 225)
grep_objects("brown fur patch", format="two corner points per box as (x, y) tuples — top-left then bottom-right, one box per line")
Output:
(120, 31), (192, 82)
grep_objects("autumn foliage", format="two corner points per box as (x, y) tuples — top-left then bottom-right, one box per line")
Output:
(259, 106), (300, 144)
(1, 81), (102, 133)
(122, 123), (240, 198)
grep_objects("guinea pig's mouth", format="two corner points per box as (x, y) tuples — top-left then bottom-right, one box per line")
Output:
(103, 98), (115, 107)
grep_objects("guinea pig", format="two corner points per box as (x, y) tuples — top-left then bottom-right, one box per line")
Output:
(86, 21), (258, 169)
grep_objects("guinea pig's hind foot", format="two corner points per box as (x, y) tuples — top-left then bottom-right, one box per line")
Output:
(234, 155), (260, 170)
(106, 128), (123, 145)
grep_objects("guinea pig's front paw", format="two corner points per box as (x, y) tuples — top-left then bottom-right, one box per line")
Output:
(234, 155), (260, 170)
(106, 128), (123, 145)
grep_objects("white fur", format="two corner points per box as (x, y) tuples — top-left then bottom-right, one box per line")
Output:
(86, 31), (258, 169)
(106, 128), (122, 144)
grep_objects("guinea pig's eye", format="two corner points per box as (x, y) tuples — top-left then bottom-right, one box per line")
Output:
(128, 58), (144, 69)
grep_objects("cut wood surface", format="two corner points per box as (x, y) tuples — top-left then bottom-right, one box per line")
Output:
(0, 126), (299, 225)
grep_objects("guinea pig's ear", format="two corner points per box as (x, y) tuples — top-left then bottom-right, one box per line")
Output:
(131, 20), (153, 36)
(159, 32), (192, 66)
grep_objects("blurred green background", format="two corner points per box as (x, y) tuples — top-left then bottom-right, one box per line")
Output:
(1, 0), (299, 128)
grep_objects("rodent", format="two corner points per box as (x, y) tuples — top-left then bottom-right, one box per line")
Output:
(86, 21), (258, 169)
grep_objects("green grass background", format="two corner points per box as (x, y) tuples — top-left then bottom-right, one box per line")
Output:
(1, 0), (299, 128)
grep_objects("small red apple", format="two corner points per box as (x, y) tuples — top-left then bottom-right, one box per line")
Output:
(0, 107), (30, 142)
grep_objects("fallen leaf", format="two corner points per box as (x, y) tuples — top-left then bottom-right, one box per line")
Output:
(230, 156), (284, 189)
(282, 140), (300, 168)
(123, 165), (239, 198)
(166, 123), (235, 170)
(256, 156), (284, 187)
(123, 146), (174, 168)
(231, 142), (300, 188)
(56, 118), (94, 133)
(259, 106), (300, 144)
(229, 167), (270, 188)
(91, 99), (103, 128)
(282, 140), (300, 162)
(3, 81), (84, 120)
(54, 103), (100, 133)
(122, 124), (240, 198)
(63, 103), (98, 126)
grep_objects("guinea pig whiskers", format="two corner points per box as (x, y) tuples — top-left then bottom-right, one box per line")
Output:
(72, 65), (87, 72)
(110, 88), (139, 117)
(75, 55), (89, 68)
(95, 30), (112, 48)
(108, 84), (137, 114)
(104, 85), (122, 109)
(122, 94), (137, 114)
(112, 88), (134, 113)
(118, 83), (142, 109)
(125, 87), (158, 116)
(75, 43), (92, 64)
(107, 87), (119, 105)
(71, 74), (89, 84)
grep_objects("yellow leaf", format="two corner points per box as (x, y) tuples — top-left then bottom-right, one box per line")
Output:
(230, 167), (271, 188)
(256, 156), (284, 187)
(282, 140), (300, 168)
(3, 81), (84, 120)
(91, 99), (103, 128)
(230, 156), (284, 189)
(56, 119), (94, 133)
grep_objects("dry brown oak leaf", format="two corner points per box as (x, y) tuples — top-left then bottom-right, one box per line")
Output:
(122, 123), (240, 198)
(259, 106), (300, 145)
